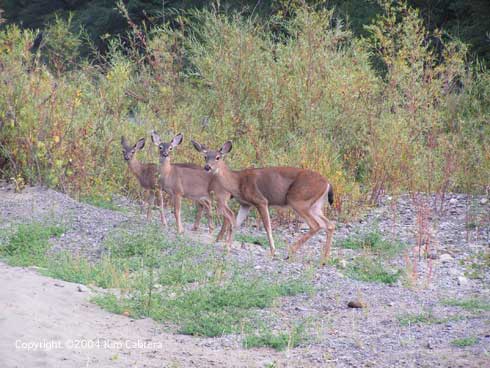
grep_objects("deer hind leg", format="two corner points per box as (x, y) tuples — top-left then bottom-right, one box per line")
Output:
(157, 189), (167, 226)
(256, 202), (275, 256)
(287, 201), (322, 257)
(192, 201), (204, 231)
(315, 211), (335, 262)
(236, 205), (251, 228)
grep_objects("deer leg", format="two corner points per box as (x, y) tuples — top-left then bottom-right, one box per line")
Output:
(215, 197), (230, 242)
(256, 203), (275, 256)
(203, 199), (215, 233)
(157, 189), (167, 226)
(192, 202), (204, 231)
(174, 194), (184, 234)
(236, 205), (251, 228)
(287, 205), (321, 257)
(148, 191), (156, 221)
(316, 212), (335, 262)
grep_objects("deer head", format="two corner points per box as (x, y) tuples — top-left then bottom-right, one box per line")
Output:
(192, 140), (232, 175)
(151, 131), (183, 160)
(121, 136), (145, 161)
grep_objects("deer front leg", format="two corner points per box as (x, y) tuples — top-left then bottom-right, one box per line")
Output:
(174, 194), (184, 234)
(256, 203), (275, 257)
(192, 202), (204, 231)
(157, 189), (167, 226)
(204, 200), (215, 233)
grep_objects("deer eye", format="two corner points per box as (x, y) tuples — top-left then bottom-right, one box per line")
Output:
(216, 156), (220, 160)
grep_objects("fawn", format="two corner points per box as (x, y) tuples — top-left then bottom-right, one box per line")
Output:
(151, 132), (234, 242)
(192, 140), (335, 262)
(121, 136), (212, 230)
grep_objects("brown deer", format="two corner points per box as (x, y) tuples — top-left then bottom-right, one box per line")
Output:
(121, 136), (212, 231)
(191, 140), (335, 261)
(151, 132), (234, 242)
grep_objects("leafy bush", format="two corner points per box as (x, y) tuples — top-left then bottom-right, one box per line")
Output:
(1, 2), (489, 217)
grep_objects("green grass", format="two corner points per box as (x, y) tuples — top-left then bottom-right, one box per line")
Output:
(90, 226), (313, 337)
(462, 250), (490, 280)
(338, 231), (406, 258)
(81, 194), (123, 212)
(442, 298), (490, 311)
(44, 252), (130, 288)
(0, 222), (65, 267)
(94, 275), (313, 337)
(234, 232), (286, 249)
(343, 257), (402, 285)
(243, 323), (307, 351)
(451, 337), (479, 347)
(397, 311), (462, 326)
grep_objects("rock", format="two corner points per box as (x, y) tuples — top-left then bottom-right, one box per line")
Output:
(480, 198), (488, 205)
(457, 276), (470, 286)
(77, 284), (89, 292)
(339, 259), (347, 269)
(439, 254), (453, 263)
(449, 198), (458, 205)
(347, 300), (365, 308)
(427, 252), (438, 260)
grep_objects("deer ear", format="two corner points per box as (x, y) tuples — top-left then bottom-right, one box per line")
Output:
(171, 133), (183, 147)
(135, 138), (145, 150)
(220, 140), (232, 155)
(121, 136), (129, 149)
(150, 131), (161, 146)
(191, 140), (206, 154)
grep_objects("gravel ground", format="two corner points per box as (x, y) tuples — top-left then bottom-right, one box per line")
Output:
(1, 183), (489, 367)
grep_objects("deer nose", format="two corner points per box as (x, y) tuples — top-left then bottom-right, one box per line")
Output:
(204, 164), (211, 172)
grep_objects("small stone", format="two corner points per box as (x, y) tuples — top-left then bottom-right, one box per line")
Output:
(439, 254), (453, 262)
(339, 259), (347, 269)
(480, 198), (488, 205)
(449, 198), (458, 205)
(427, 252), (438, 260)
(347, 300), (364, 308)
(457, 276), (470, 286)
(77, 284), (89, 292)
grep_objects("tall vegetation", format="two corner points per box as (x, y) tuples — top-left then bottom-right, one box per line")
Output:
(1, 2), (489, 215)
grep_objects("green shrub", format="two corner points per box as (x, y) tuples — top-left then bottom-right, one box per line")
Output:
(0, 223), (64, 266)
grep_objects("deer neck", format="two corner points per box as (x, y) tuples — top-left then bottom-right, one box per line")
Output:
(128, 157), (144, 180)
(158, 156), (173, 179)
(216, 163), (241, 198)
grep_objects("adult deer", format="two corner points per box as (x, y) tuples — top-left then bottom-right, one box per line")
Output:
(192, 140), (335, 261)
(151, 132), (234, 242)
(121, 136), (211, 230)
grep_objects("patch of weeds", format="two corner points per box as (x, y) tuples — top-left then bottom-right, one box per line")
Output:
(0, 222), (64, 267)
(243, 322), (308, 351)
(397, 311), (462, 326)
(45, 252), (130, 289)
(338, 230), (405, 258)
(442, 298), (490, 311)
(81, 194), (123, 212)
(461, 250), (490, 280)
(344, 257), (402, 285)
(94, 274), (313, 337)
(451, 336), (479, 347)
(235, 232), (285, 249)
